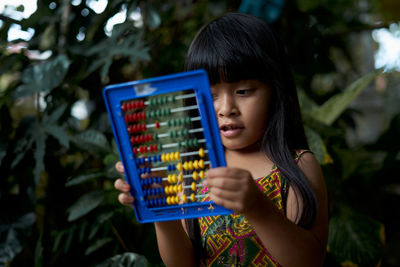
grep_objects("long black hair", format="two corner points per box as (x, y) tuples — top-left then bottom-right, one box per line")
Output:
(184, 12), (318, 261)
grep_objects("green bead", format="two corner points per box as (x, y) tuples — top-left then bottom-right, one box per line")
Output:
(193, 138), (198, 147)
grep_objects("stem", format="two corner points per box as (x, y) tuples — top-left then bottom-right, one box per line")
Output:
(107, 219), (130, 252)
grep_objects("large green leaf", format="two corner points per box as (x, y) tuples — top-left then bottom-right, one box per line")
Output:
(328, 206), (384, 266)
(85, 237), (113, 255)
(309, 70), (382, 126)
(67, 190), (105, 221)
(12, 54), (70, 98)
(65, 172), (107, 187)
(96, 252), (150, 267)
(71, 130), (111, 154)
(44, 124), (70, 148)
(304, 125), (327, 164)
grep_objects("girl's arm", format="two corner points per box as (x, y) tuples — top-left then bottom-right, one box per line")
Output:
(114, 162), (196, 267)
(205, 152), (328, 267)
(154, 220), (196, 267)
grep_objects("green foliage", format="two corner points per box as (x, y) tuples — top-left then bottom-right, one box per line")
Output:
(0, 0), (398, 266)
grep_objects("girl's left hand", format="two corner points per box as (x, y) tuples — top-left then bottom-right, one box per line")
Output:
(204, 167), (263, 213)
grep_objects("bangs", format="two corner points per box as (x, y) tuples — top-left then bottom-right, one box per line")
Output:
(185, 14), (275, 85)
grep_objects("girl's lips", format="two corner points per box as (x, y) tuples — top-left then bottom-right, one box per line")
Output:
(220, 124), (244, 138)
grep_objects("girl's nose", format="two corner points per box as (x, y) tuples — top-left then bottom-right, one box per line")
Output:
(217, 94), (239, 117)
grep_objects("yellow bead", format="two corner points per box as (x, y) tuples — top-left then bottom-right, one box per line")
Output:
(176, 162), (183, 171)
(190, 193), (196, 202)
(167, 174), (172, 184)
(182, 194), (187, 203)
(173, 185), (178, 193)
(166, 153), (170, 162)
(161, 154), (166, 162)
(175, 151), (180, 160)
(172, 174), (177, 183)
(188, 161), (194, 170)
(178, 184), (183, 192)
(191, 182), (196, 191)
(199, 148), (204, 158)
(192, 171), (198, 180)
(178, 173), (183, 182)
(199, 160), (204, 169)
(166, 196), (171, 205)
(193, 160), (199, 169)
(199, 170), (205, 179)
(175, 195), (179, 203)
(165, 186), (169, 195)
(183, 161), (189, 170)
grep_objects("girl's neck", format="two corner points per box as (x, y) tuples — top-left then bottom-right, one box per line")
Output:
(224, 146), (274, 179)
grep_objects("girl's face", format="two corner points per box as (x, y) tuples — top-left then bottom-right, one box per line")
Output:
(211, 80), (271, 152)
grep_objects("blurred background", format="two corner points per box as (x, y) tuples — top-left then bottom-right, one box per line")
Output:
(1, 0), (399, 266)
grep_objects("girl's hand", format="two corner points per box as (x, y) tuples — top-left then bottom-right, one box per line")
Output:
(204, 167), (263, 213)
(114, 161), (134, 207)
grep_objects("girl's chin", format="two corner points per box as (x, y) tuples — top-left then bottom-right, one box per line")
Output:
(222, 139), (261, 152)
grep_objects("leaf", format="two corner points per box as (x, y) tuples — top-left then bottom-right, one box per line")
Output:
(0, 229), (22, 265)
(67, 190), (105, 221)
(47, 104), (68, 124)
(95, 252), (150, 267)
(309, 70), (382, 126)
(13, 54), (70, 98)
(328, 207), (384, 266)
(304, 126), (328, 164)
(12, 212), (36, 229)
(71, 130), (111, 154)
(33, 131), (47, 185)
(44, 125), (70, 148)
(85, 237), (113, 255)
(65, 172), (106, 187)
(296, 0), (320, 12)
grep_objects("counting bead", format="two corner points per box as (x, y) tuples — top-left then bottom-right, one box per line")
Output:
(199, 170), (205, 179)
(183, 161), (189, 171)
(178, 173), (183, 182)
(188, 161), (194, 170)
(175, 195), (179, 203)
(190, 193), (196, 202)
(191, 182), (197, 191)
(182, 194), (187, 203)
(199, 148), (205, 158)
(155, 121), (160, 129)
(176, 162), (183, 172)
(192, 171), (198, 180)
(199, 160), (205, 169)
(193, 160), (199, 169)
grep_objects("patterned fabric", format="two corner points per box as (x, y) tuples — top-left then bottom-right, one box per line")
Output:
(198, 150), (309, 267)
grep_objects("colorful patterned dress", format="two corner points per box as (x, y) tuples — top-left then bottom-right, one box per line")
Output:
(198, 150), (308, 266)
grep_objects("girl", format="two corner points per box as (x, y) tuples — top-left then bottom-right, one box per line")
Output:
(114, 13), (328, 266)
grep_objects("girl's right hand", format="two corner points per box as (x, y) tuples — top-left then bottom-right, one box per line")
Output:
(114, 161), (134, 207)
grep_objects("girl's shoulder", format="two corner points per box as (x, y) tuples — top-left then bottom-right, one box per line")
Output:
(293, 149), (313, 164)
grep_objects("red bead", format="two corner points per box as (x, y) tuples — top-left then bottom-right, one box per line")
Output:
(155, 121), (160, 129)
(133, 147), (138, 154)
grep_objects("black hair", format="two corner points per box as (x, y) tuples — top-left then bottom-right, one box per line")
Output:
(184, 12), (318, 262)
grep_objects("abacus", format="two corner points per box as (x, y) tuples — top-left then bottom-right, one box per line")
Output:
(103, 70), (231, 223)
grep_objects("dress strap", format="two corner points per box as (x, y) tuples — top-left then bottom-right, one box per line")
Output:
(294, 149), (313, 164)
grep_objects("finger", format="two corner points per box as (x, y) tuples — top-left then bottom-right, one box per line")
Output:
(114, 178), (130, 192)
(118, 192), (134, 207)
(208, 186), (240, 201)
(206, 167), (249, 179)
(205, 177), (243, 191)
(115, 161), (125, 174)
(209, 194), (243, 212)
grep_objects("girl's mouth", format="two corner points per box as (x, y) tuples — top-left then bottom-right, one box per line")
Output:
(220, 124), (244, 138)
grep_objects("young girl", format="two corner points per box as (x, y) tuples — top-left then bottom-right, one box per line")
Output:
(114, 13), (328, 266)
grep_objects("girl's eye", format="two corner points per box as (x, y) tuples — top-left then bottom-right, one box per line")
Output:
(236, 89), (252, 95)
(211, 93), (218, 100)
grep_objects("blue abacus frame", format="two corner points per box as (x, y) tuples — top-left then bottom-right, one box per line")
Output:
(103, 70), (232, 223)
